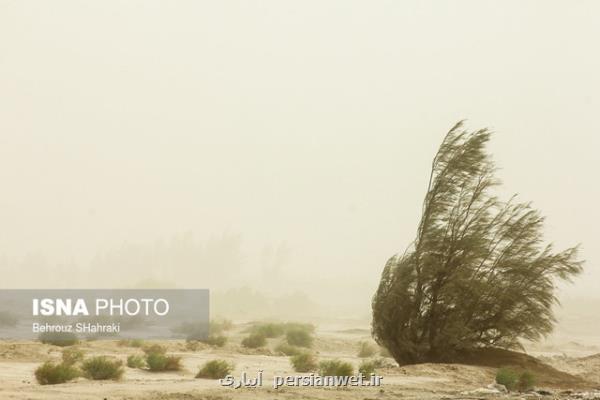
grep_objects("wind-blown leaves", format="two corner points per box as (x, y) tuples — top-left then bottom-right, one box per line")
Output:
(372, 122), (583, 365)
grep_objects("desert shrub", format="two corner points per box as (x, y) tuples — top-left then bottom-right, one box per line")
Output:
(118, 339), (144, 348)
(38, 331), (78, 347)
(81, 356), (124, 380)
(196, 359), (234, 379)
(275, 342), (302, 356)
(210, 318), (233, 335)
(517, 370), (536, 391)
(283, 322), (315, 334)
(358, 360), (376, 376)
(290, 352), (318, 372)
(251, 322), (285, 338)
(146, 353), (182, 372)
(241, 333), (267, 348)
(0, 311), (18, 327)
(286, 328), (313, 348)
(34, 361), (80, 385)
(127, 354), (146, 369)
(318, 359), (354, 377)
(186, 340), (201, 351)
(202, 334), (227, 347)
(142, 344), (167, 355)
(357, 341), (377, 358)
(62, 348), (85, 365)
(496, 367), (519, 391)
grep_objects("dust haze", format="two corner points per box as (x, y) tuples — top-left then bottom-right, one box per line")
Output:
(1, 0), (599, 341)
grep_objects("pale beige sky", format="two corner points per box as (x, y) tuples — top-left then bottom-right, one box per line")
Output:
(0, 1), (598, 309)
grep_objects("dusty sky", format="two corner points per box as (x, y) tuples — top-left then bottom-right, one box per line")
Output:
(1, 1), (598, 313)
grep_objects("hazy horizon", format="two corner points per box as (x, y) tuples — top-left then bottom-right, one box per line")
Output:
(1, 1), (599, 324)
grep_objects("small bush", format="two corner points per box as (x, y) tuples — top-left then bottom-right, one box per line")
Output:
(210, 319), (233, 335)
(358, 360), (376, 376)
(251, 322), (285, 338)
(142, 344), (167, 355)
(62, 348), (85, 365)
(496, 367), (519, 391)
(196, 359), (234, 379)
(146, 353), (182, 372)
(275, 342), (302, 356)
(283, 322), (315, 334)
(118, 339), (144, 348)
(518, 370), (536, 392)
(286, 328), (313, 348)
(319, 359), (354, 377)
(34, 361), (79, 385)
(81, 356), (124, 380)
(38, 331), (78, 347)
(357, 341), (377, 358)
(241, 333), (267, 348)
(290, 352), (318, 372)
(202, 334), (227, 347)
(127, 354), (146, 369)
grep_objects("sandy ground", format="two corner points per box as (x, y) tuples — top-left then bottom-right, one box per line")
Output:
(1, 322), (599, 400)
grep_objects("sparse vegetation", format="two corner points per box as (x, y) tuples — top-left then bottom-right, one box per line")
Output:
(118, 339), (144, 348)
(142, 344), (167, 355)
(202, 334), (228, 347)
(34, 361), (80, 385)
(275, 342), (302, 356)
(250, 322), (285, 338)
(290, 352), (318, 372)
(518, 370), (536, 391)
(196, 359), (234, 379)
(357, 341), (377, 358)
(81, 356), (124, 380)
(241, 332), (267, 348)
(146, 352), (182, 372)
(38, 331), (78, 347)
(62, 348), (85, 365)
(358, 360), (376, 376)
(286, 328), (313, 348)
(318, 359), (353, 377)
(210, 318), (234, 335)
(127, 354), (146, 369)
(496, 367), (536, 392)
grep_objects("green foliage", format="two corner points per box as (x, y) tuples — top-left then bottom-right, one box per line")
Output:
(372, 122), (583, 365)
(146, 353), (182, 372)
(286, 328), (313, 348)
(496, 367), (519, 390)
(290, 352), (318, 372)
(38, 331), (78, 347)
(241, 333), (267, 348)
(81, 356), (124, 380)
(318, 359), (354, 377)
(127, 354), (146, 369)
(357, 341), (377, 358)
(202, 334), (228, 347)
(518, 370), (536, 391)
(34, 361), (80, 385)
(251, 322), (285, 338)
(358, 360), (376, 376)
(275, 342), (302, 356)
(142, 344), (167, 355)
(196, 359), (234, 379)
(62, 348), (85, 365)
(495, 367), (536, 392)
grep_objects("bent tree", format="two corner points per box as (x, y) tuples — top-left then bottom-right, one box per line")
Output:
(372, 122), (582, 365)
